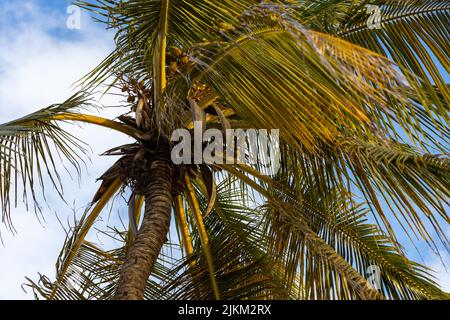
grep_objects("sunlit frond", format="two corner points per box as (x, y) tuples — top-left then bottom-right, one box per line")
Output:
(189, 20), (413, 153)
(339, 0), (449, 122)
(75, 0), (256, 85)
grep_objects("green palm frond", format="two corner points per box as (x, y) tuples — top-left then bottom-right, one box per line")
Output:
(269, 135), (449, 253)
(263, 187), (448, 299)
(338, 0), (449, 120)
(159, 176), (287, 300)
(75, 0), (257, 85)
(0, 93), (92, 229)
(335, 138), (449, 247)
(218, 162), (447, 299)
(164, 177), (286, 300)
(211, 127), (448, 252)
(189, 24), (409, 152)
(207, 167), (382, 299)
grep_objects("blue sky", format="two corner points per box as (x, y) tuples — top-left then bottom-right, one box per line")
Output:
(0, 0), (448, 299)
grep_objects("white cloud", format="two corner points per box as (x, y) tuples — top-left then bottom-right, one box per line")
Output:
(428, 254), (450, 293)
(0, 2), (112, 117)
(0, 1), (131, 299)
(426, 227), (450, 293)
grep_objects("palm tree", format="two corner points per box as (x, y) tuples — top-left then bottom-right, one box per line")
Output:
(1, 0), (449, 300)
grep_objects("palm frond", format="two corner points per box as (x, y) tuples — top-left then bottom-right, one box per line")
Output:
(184, 174), (220, 299)
(219, 162), (448, 299)
(335, 138), (449, 248)
(187, 12), (425, 153)
(164, 176), (286, 300)
(338, 0), (449, 121)
(265, 138), (449, 260)
(47, 178), (123, 299)
(0, 93), (91, 230)
(75, 0), (256, 85)
(263, 188), (448, 299)
(26, 238), (176, 300)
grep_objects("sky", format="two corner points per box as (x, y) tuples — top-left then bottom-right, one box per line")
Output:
(0, 0), (448, 299)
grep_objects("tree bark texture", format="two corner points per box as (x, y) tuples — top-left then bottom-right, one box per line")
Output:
(114, 156), (174, 300)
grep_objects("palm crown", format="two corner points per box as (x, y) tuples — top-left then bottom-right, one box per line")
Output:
(1, 0), (449, 300)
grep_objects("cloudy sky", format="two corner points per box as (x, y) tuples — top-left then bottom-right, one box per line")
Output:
(0, 0), (448, 299)
(0, 0), (133, 299)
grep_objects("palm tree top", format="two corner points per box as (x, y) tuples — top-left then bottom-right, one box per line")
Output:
(0, 0), (448, 300)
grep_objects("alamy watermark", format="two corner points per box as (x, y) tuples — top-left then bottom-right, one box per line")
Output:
(366, 265), (382, 290)
(171, 122), (281, 175)
(366, 5), (382, 30)
(66, 5), (81, 30)
(63, 265), (83, 291)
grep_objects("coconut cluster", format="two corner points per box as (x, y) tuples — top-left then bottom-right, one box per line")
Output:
(167, 46), (191, 76)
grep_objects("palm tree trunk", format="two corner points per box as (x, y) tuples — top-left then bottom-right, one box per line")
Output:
(113, 157), (174, 300)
